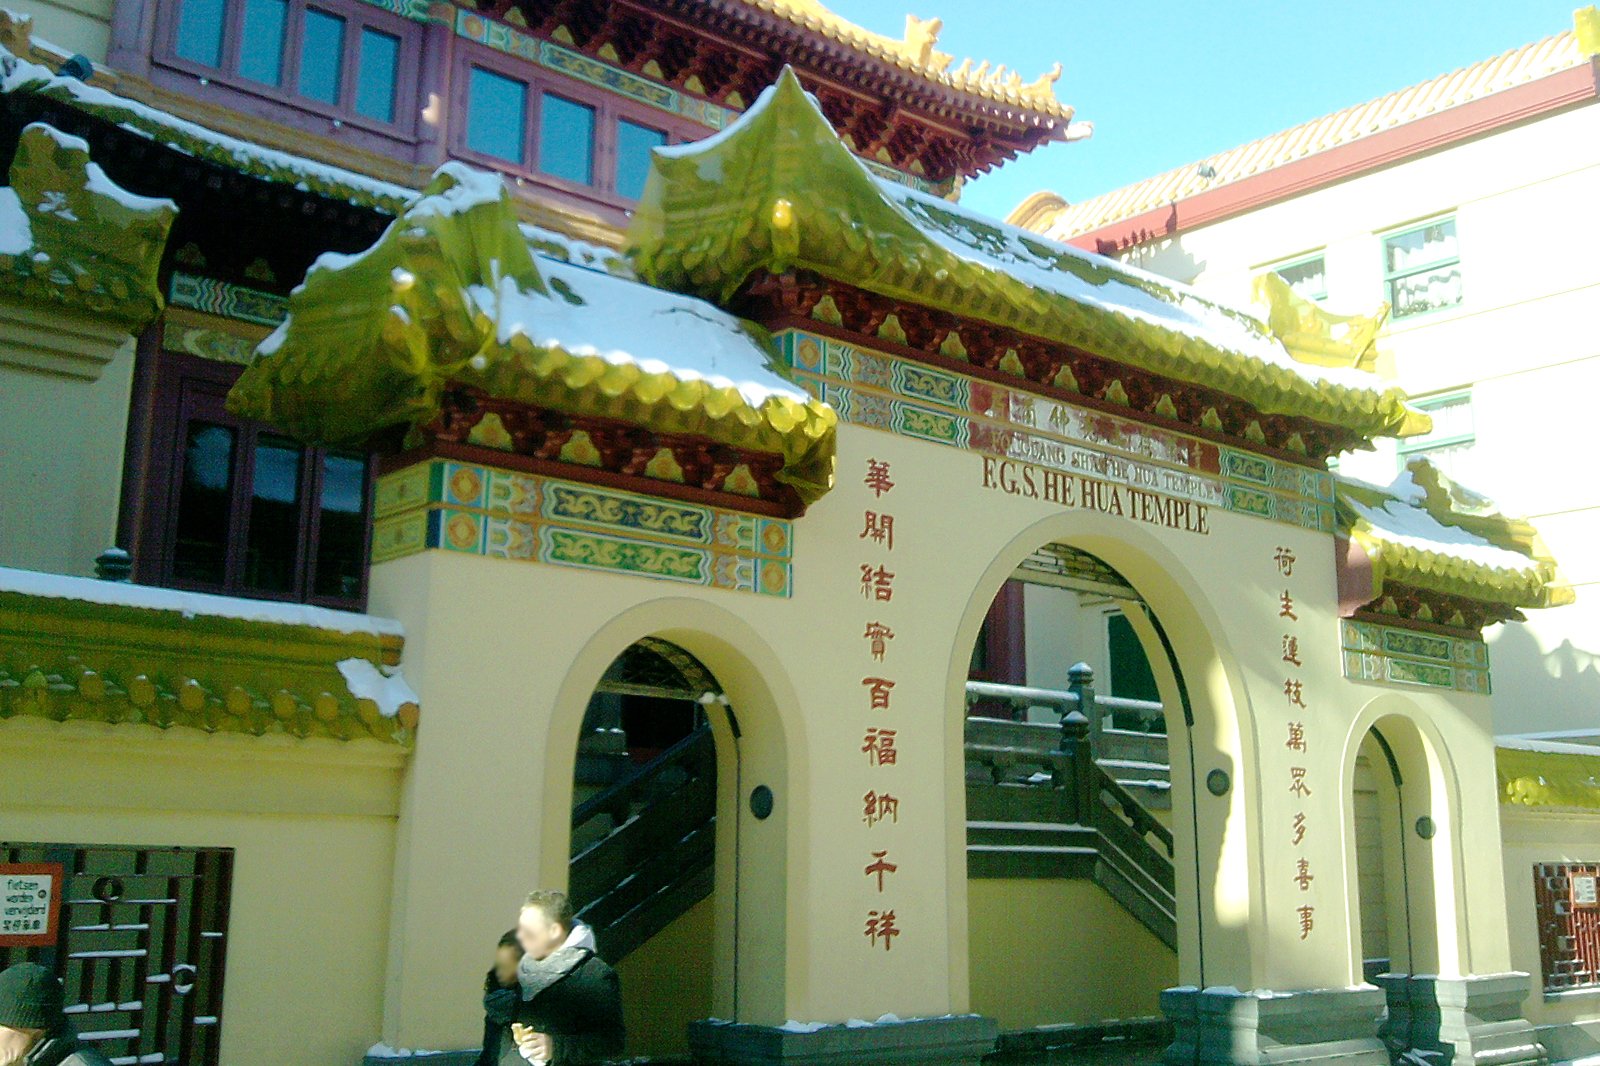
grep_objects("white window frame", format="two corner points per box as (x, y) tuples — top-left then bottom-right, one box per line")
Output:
(1397, 390), (1474, 474)
(1270, 251), (1329, 303)
(1381, 215), (1462, 320)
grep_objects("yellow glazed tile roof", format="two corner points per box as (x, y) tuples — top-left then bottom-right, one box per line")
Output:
(0, 566), (417, 747)
(1012, 22), (1590, 239)
(1336, 461), (1572, 614)
(1498, 741), (1600, 810)
(228, 163), (838, 505)
(628, 69), (1425, 444)
(728, 1), (1074, 121)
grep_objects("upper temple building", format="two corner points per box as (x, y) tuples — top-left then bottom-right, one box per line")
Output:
(2, 3), (1599, 1066)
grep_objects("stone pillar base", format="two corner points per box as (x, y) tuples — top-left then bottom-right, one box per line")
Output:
(688, 1014), (1000, 1065)
(1161, 985), (1389, 1065)
(1376, 972), (1543, 1065)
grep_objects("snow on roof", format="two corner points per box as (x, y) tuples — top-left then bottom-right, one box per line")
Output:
(629, 69), (1425, 444)
(0, 565), (404, 637)
(879, 177), (1383, 395)
(1496, 735), (1600, 756)
(513, 253), (813, 410)
(0, 187), (28, 255)
(0, 43), (416, 210)
(1339, 468), (1539, 573)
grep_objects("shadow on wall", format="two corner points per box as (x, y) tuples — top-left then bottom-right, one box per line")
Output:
(1094, 222), (1207, 288)
(1489, 618), (1600, 735)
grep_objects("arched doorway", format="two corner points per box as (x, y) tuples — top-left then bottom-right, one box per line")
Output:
(963, 541), (1191, 1035)
(1345, 712), (1454, 1063)
(565, 638), (726, 1058)
(1346, 715), (1445, 983)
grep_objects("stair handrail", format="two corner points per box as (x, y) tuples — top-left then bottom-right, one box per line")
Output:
(1092, 762), (1176, 859)
(572, 725), (715, 830)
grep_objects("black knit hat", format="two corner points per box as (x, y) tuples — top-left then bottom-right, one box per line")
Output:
(0, 963), (64, 1029)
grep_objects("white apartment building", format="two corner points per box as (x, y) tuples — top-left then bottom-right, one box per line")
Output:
(1012, 11), (1600, 740)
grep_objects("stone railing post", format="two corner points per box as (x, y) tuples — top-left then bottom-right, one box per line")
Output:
(1066, 661), (1099, 753)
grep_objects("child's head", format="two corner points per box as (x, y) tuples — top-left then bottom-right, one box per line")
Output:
(494, 930), (523, 986)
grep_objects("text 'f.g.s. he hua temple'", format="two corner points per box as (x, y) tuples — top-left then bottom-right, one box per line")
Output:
(1, 1), (1597, 1064)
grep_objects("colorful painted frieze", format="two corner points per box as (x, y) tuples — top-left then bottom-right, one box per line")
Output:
(373, 459), (793, 598)
(1340, 618), (1491, 694)
(776, 328), (1336, 533)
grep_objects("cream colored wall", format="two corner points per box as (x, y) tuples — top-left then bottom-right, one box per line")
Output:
(10, 0), (115, 62)
(1022, 583), (1113, 693)
(0, 717), (403, 1065)
(1499, 807), (1600, 1032)
(0, 305), (136, 578)
(967, 878), (1176, 1029)
(1108, 101), (1600, 739)
(364, 413), (1531, 1050)
(613, 896), (714, 1058)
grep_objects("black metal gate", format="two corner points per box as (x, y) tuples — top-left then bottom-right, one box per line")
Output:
(0, 843), (232, 1065)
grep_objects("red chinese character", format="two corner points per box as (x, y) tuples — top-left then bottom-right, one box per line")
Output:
(863, 622), (895, 661)
(862, 677), (896, 711)
(864, 850), (898, 892)
(1286, 722), (1306, 753)
(863, 791), (900, 827)
(860, 564), (895, 602)
(1284, 679), (1305, 709)
(864, 459), (895, 498)
(1289, 767), (1312, 798)
(865, 909), (901, 951)
(863, 728), (898, 767)
(861, 511), (895, 550)
(1282, 635), (1302, 667)
(1279, 590), (1298, 621)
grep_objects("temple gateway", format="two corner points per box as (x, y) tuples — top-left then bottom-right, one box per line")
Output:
(0, 2), (1594, 1064)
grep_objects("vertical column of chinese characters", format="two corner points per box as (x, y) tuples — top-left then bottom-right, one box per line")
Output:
(860, 458), (902, 953)
(1276, 544), (1316, 941)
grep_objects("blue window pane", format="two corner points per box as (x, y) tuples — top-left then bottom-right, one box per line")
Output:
(355, 27), (399, 122)
(174, 0), (225, 67)
(299, 8), (346, 105)
(238, 0), (288, 85)
(616, 119), (666, 200)
(538, 95), (594, 185)
(467, 67), (526, 163)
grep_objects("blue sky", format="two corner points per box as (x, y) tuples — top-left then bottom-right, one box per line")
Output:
(824, 1), (1580, 219)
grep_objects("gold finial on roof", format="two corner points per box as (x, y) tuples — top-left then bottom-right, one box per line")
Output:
(1576, 5), (1600, 56)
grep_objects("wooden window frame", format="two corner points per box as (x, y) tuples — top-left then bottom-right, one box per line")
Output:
(121, 339), (375, 611)
(153, 0), (422, 139)
(450, 42), (707, 212)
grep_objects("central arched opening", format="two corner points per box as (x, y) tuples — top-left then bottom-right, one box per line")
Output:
(963, 541), (1188, 1043)
(566, 637), (724, 1058)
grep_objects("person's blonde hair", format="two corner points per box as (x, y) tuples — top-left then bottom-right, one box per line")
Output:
(522, 890), (574, 932)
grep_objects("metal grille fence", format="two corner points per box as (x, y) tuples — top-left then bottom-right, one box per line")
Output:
(0, 843), (232, 1065)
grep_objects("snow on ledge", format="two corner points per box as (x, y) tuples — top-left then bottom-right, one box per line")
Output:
(338, 658), (419, 719)
(364, 1043), (444, 1058)
(1496, 735), (1600, 756)
(0, 566), (403, 638)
